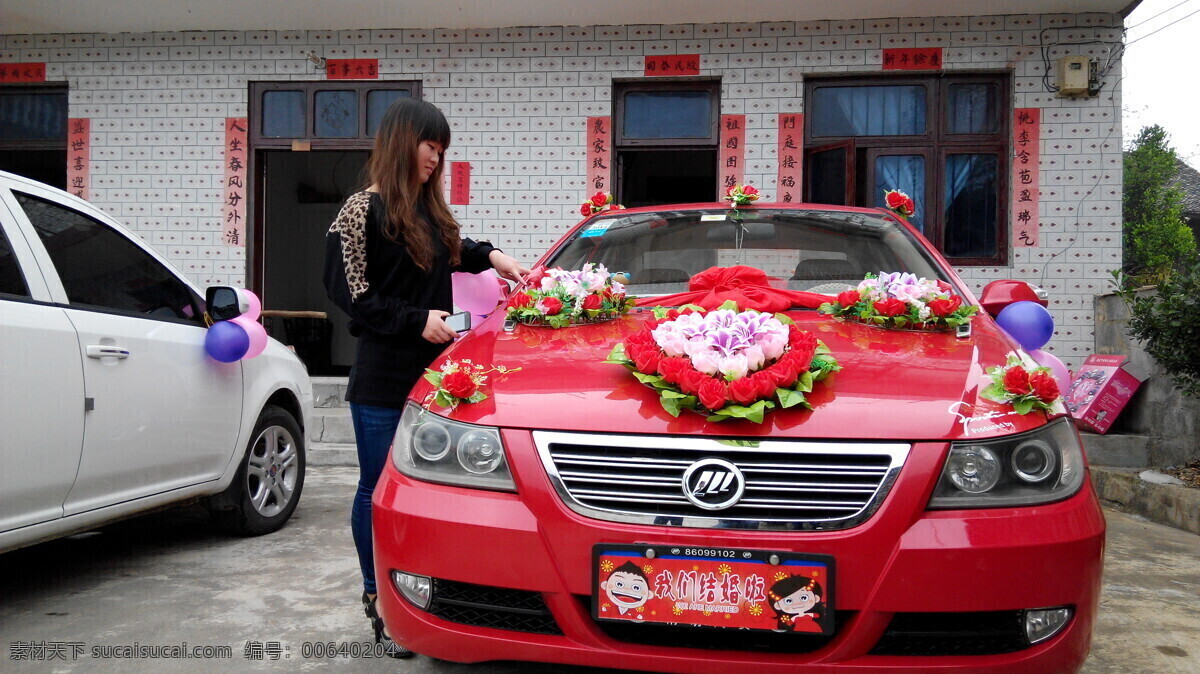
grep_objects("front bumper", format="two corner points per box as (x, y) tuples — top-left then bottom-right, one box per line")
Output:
(372, 430), (1105, 673)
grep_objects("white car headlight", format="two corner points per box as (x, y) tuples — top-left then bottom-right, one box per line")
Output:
(391, 403), (515, 491)
(928, 418), (1085, 509)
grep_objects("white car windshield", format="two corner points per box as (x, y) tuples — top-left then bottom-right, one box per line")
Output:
(545, 207), (950, 297)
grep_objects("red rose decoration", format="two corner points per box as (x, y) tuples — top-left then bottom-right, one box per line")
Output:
(582, 294), (603, 310)
(927, 296), (962, 317)
(874, 298), (908, 317)
(767, 362), (799, 389)
(539, 297), (563, 316)
(1029, 371), (1060, 402)
(507, 291), (533, 309)
(728, 377), (760, 406)
(580, 202), (592, 217)
(627, 328), (655, 346)
(441, 370), (477, 399)
(725, 185), (736, 198)
(1002, 366), (1031, 394)
(590, 192), (608, 208)
(751, 370), (778, 398)
(743, 185), (759, 196)
(657, 357), (690, 385)
(631, 347), (661, 375)
(836, 289), (861, 307)
(679, 368), (709, 395)
(697, 378), (729, 411)
(885, 191), (907, 209)
(904, 196), (916, 214)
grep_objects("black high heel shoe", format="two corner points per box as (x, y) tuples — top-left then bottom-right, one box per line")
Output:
(362, 592), (414, 659)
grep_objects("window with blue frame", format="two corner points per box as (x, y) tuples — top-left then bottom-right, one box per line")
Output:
(805, 75), (1009, 265)
(0, 85), (68, 189)
(251, 82), (418, 147)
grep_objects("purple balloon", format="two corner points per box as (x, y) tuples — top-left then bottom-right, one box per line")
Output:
(996, 301), (1054, 351)
(205, 320), (250, 363)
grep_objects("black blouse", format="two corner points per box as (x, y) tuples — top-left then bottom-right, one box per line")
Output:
(323, 191), (497, 408)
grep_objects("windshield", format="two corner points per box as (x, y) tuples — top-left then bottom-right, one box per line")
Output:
(545, 207), (950, 296)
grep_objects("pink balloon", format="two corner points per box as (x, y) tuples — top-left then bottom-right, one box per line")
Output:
(452, 270), (503, 315)
(1028, 348), (1070, 391)
(232, 315), (269, 359)
(238, 288), (262, 321)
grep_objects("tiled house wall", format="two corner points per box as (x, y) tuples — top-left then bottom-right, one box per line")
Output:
(0, 12), (1123, 367)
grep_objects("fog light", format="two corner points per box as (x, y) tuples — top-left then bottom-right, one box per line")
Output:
(946, 445), (1001, 493)
(457, 429), (504, 474)
(1024, 606), (1071, 644)
(391, 570), (432, 610)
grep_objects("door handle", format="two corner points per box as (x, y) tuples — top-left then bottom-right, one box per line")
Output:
(86, 345), (130, 359)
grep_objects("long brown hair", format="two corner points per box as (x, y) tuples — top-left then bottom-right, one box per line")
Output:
(364, 99), (461, 270)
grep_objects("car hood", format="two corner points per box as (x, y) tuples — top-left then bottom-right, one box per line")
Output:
(413, 310), (1051, 441)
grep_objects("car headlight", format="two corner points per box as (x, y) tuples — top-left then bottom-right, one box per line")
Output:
(391, 403), (515, 491)
(929, 418), (1085, 509)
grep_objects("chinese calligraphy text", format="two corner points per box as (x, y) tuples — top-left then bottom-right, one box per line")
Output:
(1012, 108), (1041, 248)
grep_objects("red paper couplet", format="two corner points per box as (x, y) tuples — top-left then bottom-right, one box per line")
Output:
(1012, 108), (1041, 248)
(223, 118), (249, 247)
(777, 113), (803, 204)
(643, 54), (701, 77)
(450, 162), (472, 205)
(66, 118), (90, 201)
(881, 48), (943, 71)
(586, 116), (612, 195)
(0, 62), (47, 82)
(719, 115), (746, 195)
(325, 59), (379, 80)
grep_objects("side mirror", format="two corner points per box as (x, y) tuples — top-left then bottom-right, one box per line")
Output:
(206, 286), (247, 322)
(978, 280), (1049, 318)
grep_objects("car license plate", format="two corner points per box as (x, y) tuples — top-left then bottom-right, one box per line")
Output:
(593, 544), (834, 635)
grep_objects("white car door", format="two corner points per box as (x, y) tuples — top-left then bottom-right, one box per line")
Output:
(0, 191), (86, 534)
(9, 186), (244, 515)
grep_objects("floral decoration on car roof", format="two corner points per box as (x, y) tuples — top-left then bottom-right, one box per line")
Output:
(580, 191), (625, 217)
(723, 184), (760, 208)
(883, 189), (916, 219)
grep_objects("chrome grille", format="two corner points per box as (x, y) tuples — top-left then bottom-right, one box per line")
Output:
(533, 431), (909, 531)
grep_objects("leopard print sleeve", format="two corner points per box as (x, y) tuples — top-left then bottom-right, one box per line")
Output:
(329, 191), (373, 301)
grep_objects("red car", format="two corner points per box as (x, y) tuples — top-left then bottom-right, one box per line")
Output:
(372, 203), (1104, 673)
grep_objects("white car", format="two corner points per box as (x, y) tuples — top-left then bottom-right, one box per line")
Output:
(0, 171), (313, 553)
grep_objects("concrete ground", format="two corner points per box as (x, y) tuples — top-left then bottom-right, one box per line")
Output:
(1, 466), (1197, 673)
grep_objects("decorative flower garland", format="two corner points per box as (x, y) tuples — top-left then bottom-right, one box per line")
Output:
(506, 263), (636, 328)
(581, 191), (625, 216)
(605, 301), (840, 423)
(883, 189), (916, 219)
(981, 355), (1062, 415)
(819, 272), (977, 331)
(422, 358), (520, 410)
(724, 184), (760, 208)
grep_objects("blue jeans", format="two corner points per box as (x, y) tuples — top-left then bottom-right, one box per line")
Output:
(349, 402), (404, 594)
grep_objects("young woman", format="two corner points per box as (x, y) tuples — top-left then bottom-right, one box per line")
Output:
(323, 99), (528, 657)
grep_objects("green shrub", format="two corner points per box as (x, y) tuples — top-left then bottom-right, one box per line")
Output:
(1115, 261), (1200, 398)
(1123, 125), (1196, 286)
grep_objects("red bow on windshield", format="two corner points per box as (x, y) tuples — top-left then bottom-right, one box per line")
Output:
(635, 266), (834, 312)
